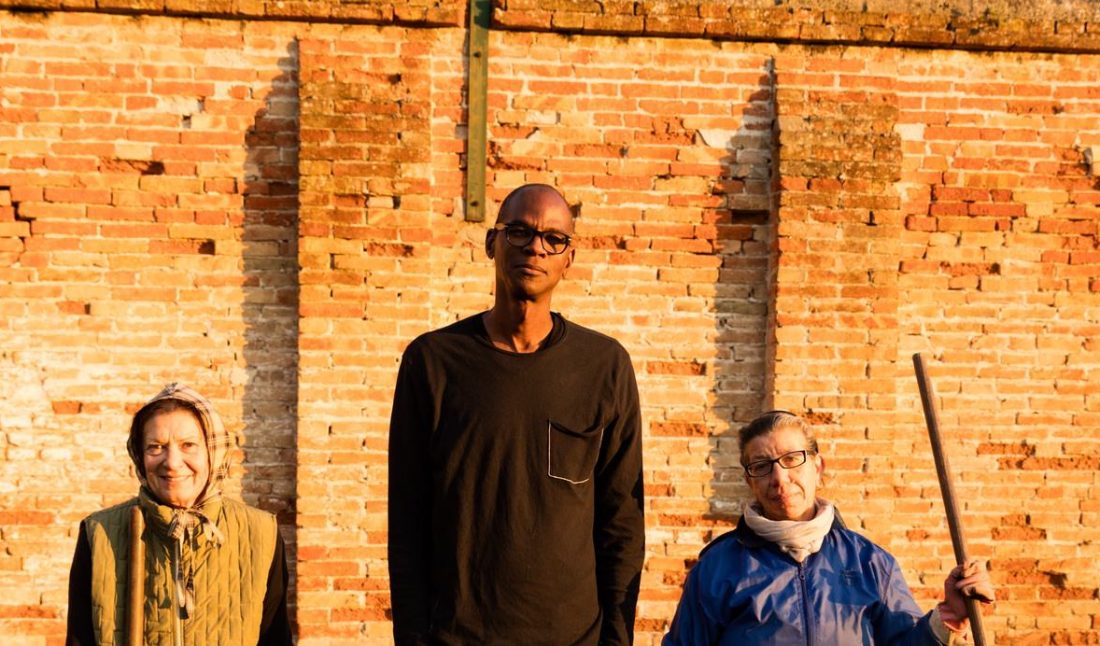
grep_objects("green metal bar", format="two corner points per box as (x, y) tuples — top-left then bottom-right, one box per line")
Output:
(465, 0), (490, 222)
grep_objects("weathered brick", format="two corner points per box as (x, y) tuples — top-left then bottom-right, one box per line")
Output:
(2, 7), (1100, 646)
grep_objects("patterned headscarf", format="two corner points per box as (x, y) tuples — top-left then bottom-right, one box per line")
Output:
(127, 383), (232, 618)
(127, 382), (232, 496)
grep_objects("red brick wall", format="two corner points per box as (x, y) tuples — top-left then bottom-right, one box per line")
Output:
(288, 25), (776, 642)
(0, 11), (303, 642)
(2, 4), (1099, 645)
(294, 27), (436, 641)
(770, 47), (1100, 642)
(894, 50), (1100, 640)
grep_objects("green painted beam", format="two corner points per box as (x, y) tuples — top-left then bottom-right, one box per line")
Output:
(465, 0), (490, 222)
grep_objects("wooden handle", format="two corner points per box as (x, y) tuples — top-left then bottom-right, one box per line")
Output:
(913, 353), (988, 646)
(127, 504), (145, 646)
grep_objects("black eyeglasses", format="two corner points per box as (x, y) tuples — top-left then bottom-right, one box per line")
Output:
(743, 450), (813, 478)
(493, 223), (572, 255)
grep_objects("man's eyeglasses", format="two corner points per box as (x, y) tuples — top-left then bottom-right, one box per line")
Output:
(743, 450), (813, 478)
(493, 223), (572, 255)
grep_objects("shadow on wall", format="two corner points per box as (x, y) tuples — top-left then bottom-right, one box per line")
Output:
(239, 41), (301, 629)
(706, 58), (775, 526)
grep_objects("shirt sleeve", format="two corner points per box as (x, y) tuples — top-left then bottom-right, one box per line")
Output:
(387, 342), (435, 646)
(874, 557), (945, 646)
(65, 522), (95, 646)
(594, 349), (646, 645)
(661, 557), (721, 646)
(259, 531), (294, 646)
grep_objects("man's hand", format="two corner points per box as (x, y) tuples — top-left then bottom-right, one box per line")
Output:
(938, 559), (995, 631)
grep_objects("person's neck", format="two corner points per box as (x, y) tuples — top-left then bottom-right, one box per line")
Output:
(483, 300), (554, 353)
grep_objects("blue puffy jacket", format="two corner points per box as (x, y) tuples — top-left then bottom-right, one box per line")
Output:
(663, 511), (945, 645)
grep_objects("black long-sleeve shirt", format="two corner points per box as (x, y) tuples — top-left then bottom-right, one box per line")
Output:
(388, 313), (645, 645)
(66, 521), (293, 646)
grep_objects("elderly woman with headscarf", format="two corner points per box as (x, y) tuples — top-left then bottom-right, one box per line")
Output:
(65, 383), (292, 645)
(663, 410), (995, 645)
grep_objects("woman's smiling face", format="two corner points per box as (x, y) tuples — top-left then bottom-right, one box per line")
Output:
(142, 409), (209, 508)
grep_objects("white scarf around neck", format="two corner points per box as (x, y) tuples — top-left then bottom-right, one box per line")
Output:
(742, 498), (835, 563)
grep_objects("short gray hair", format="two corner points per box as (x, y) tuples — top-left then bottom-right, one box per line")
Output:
(738, 410), (819, 466)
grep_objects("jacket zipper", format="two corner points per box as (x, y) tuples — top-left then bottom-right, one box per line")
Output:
(799, 562), (813, 646)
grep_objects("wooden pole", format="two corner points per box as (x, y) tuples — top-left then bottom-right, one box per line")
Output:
(127, 504), (145, 646)
(912, 353), (988, 646)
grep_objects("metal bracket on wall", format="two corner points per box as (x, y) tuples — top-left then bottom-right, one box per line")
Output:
(465, 0), (490, 222)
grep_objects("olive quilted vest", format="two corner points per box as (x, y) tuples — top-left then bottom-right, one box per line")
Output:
(84, 497), (277, 646)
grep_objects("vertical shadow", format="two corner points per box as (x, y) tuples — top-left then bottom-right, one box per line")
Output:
(706, 59), (776, 526)
(240, 40), (300, 634)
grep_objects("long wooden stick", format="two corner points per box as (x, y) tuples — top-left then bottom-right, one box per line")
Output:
(912, 353), (987, 646)
(127, 504), (145, 646)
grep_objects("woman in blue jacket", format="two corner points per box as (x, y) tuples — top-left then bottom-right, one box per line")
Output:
(663, 410), (995, 645)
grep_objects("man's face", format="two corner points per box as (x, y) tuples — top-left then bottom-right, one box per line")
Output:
(487, 189), (575, 302)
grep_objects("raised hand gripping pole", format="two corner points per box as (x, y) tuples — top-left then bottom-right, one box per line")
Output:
(912, 353), (988, 646)
(127, 504), (145, 646)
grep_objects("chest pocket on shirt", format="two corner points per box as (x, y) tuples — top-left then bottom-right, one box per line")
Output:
(547, 419), (603, 485)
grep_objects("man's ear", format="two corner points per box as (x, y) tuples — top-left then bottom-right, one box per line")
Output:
(561, 247), (575, 277)
(485, 230), (496, 259)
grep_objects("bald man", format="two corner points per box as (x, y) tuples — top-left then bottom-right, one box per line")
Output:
(388, 184), (645, 645)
